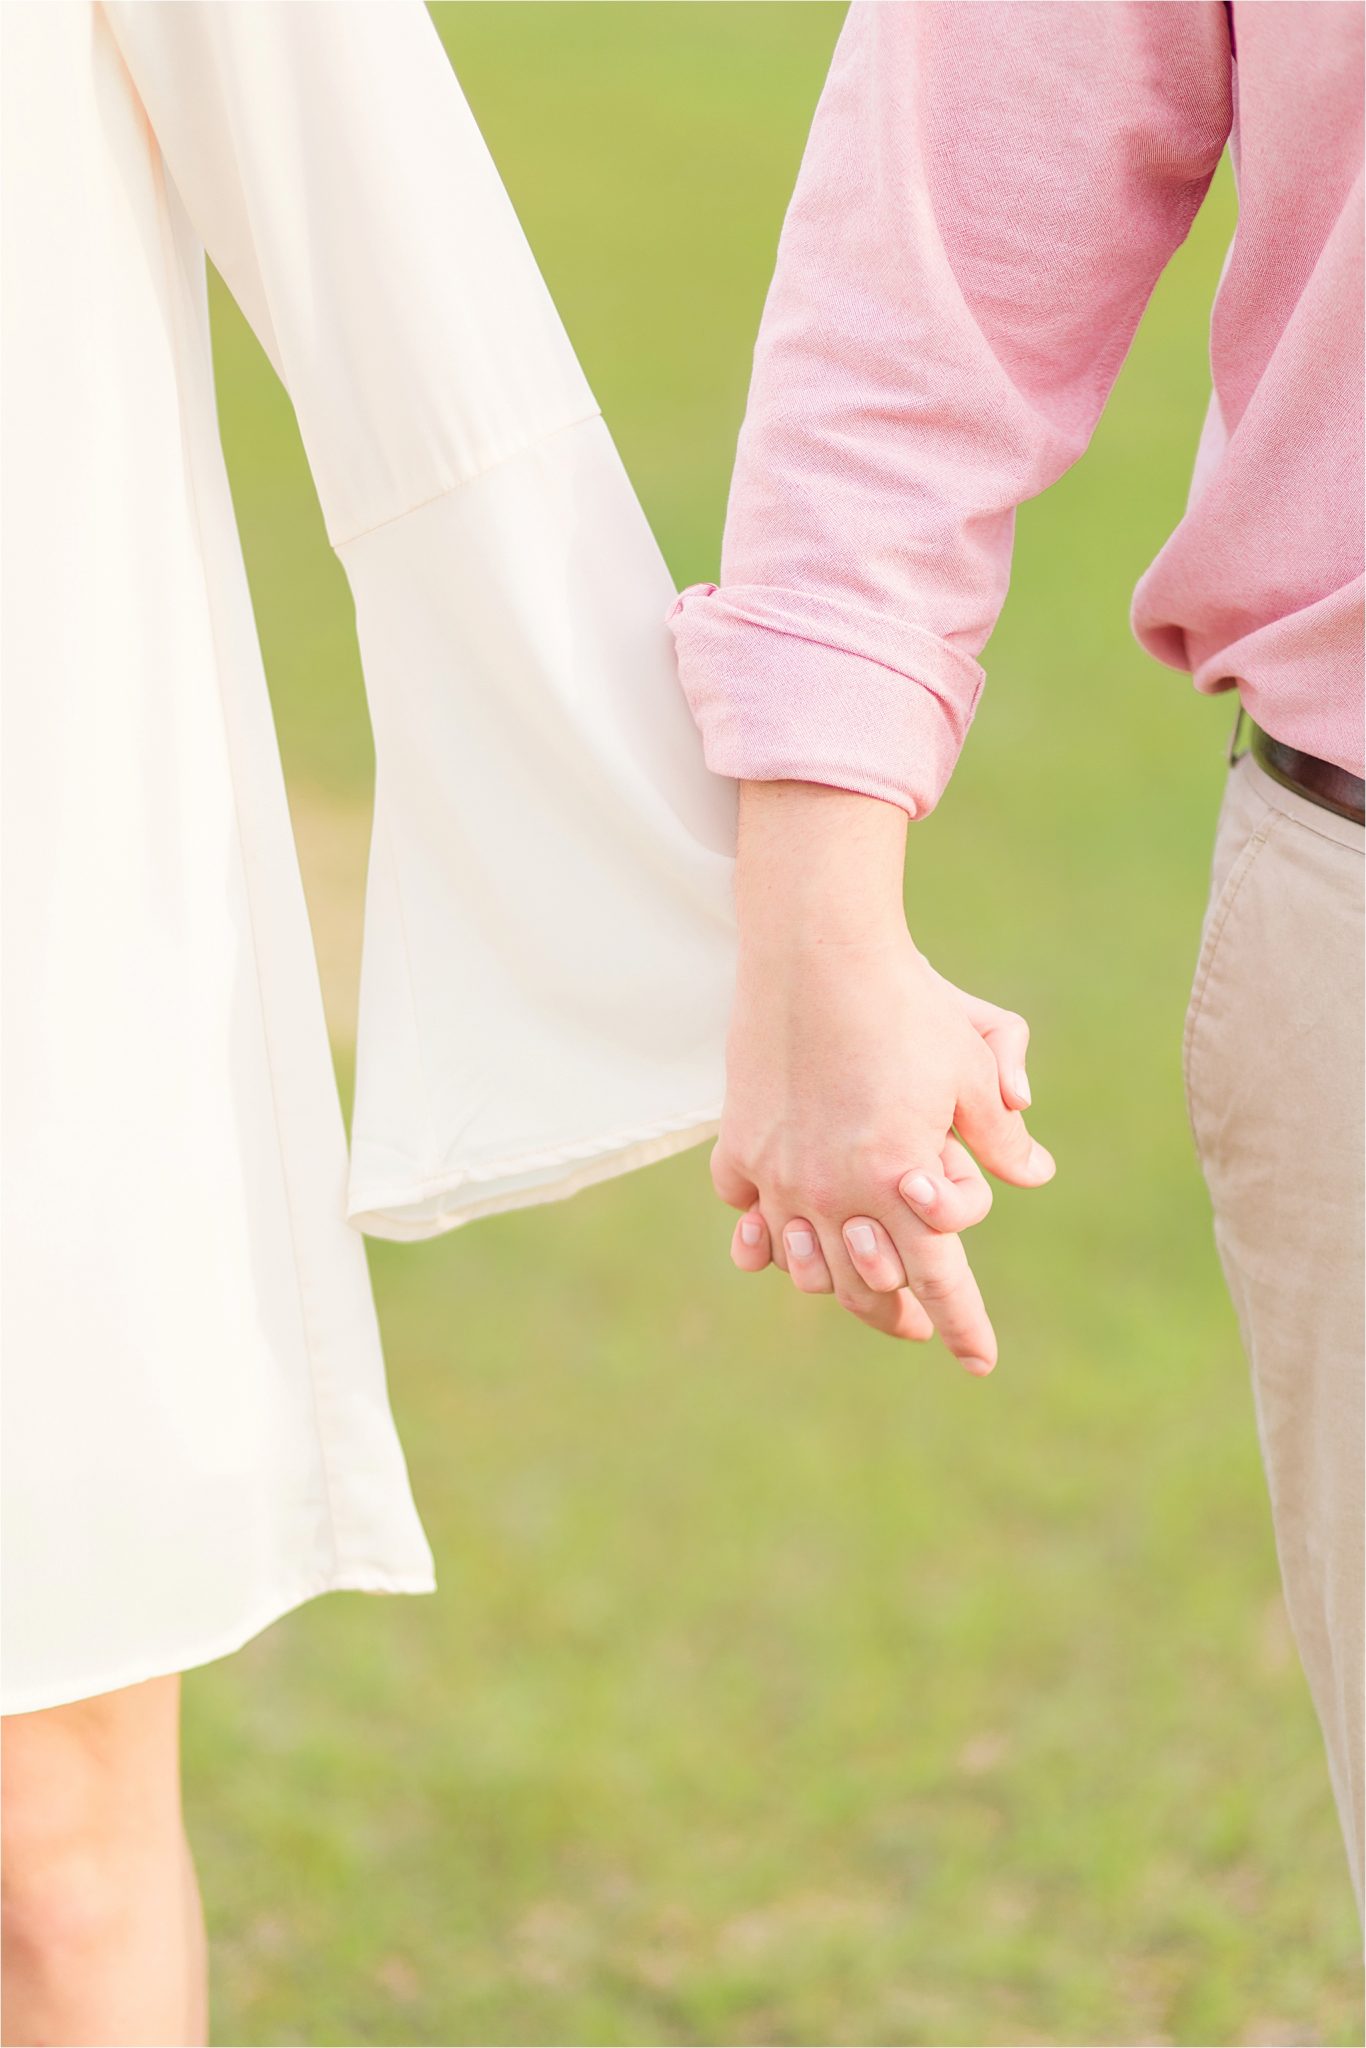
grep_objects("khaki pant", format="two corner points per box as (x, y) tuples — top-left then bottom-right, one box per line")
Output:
(1185, 750), (1364, 1910)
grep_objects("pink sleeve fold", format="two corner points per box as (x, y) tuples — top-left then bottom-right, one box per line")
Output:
(670, 0), (1231, 817)
(668, 582), (982, 812)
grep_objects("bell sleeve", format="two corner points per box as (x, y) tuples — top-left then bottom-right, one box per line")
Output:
(102, 0), (736, 1237)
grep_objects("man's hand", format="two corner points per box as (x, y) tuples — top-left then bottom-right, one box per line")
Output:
(714, 781), (1054, 1373)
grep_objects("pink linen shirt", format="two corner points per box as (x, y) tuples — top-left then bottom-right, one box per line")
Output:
(670, 1), (1364, 817)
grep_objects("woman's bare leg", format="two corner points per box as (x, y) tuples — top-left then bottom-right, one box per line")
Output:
(1, 1674), (207, 2046)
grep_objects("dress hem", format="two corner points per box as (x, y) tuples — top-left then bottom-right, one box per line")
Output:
(0, 1566), (438, 1718)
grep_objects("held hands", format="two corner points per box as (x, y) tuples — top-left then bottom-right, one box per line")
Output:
(713, 782), (1055, 1373)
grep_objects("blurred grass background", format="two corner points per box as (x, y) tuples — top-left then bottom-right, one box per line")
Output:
(194, 6), (1362, 2043)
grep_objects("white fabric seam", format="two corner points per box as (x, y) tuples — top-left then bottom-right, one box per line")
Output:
(329, 407), (604, 551)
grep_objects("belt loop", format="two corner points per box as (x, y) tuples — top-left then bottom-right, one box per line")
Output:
(1227, 704), (1247, 766)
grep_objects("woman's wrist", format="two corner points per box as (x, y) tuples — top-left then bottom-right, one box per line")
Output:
(734, 779), (911, 952)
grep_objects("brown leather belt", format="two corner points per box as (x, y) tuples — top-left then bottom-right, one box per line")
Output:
(1249, 720), (1365, 828)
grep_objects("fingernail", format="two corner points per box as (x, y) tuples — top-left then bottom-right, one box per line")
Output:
(787, 1228), (816, 1260)
(1013, 1068), (1032, 1106)
(1027, 1142), (1055, 1181)
(845, 1223), (878, 1257)
(962, 1357), (995, 1377)
(740, 1218), (763, 1246)
(901, 1172), (937, 1207)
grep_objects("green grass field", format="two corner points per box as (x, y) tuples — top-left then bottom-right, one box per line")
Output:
(196, 7), (1362, 2043)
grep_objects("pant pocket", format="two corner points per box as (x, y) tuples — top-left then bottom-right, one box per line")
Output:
(1182, 809), (1280, 1163)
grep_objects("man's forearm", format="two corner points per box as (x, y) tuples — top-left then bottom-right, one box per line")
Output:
(717, 781), (1048, 1371)
(734, 781), (910, 954)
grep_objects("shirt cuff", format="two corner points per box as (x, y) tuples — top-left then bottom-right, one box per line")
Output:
(667, 583), (984, 818)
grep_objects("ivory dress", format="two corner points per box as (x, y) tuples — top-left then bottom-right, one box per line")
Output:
(0, 1), (736, 1714)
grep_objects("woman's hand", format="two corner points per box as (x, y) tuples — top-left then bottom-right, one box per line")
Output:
(713, 781), (1055, 1372)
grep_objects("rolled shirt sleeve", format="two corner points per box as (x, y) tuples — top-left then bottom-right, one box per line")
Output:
(670, 0), (1232, 817)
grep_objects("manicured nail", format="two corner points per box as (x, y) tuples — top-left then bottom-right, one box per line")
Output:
(1027, 1142), (1055, 1181)
(787, 1228), (816, 1260)
(962, 1357), (995, 1377)
(845, 1223), (878, 1257)
(740, 1217), (763, 1246)
(1012, 1068), (1032, 1106)
(901, 1172), (937, 1207)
